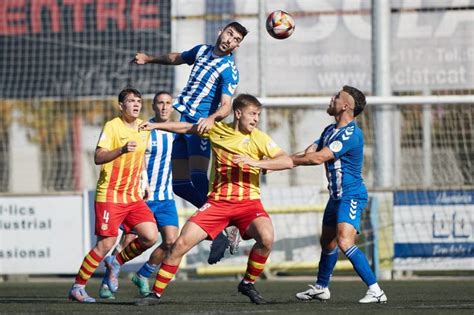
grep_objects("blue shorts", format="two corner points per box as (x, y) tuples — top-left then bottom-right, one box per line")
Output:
(146, 199), (179, 228)
(322, 195), (368, 232)
(171, 115), (210, 159)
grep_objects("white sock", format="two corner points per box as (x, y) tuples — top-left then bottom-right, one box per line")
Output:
(369, 283), (382, 293)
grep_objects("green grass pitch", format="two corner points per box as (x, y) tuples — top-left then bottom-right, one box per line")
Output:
(1, 279), (473, 314)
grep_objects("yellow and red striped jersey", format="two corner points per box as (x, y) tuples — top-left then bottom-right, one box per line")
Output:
(95, 117), (150, 203)
(205, 122), (282, 201)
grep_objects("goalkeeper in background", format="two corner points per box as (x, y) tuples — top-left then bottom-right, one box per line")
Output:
(292, 86), (387, 304)
(99, 91), (180, 299)
(133, 21), (249, 263)
(68, 88), (158, 303)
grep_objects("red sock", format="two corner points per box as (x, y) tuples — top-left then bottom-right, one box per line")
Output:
(243, 250), (268, 283)
(75, 249), (103, 285)
(115, 238), (143, 265)
(152, 263), (179, 296)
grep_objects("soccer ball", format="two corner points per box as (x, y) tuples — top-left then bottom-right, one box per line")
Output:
(266, 10), (295, 40)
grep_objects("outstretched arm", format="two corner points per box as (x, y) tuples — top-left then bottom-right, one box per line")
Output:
(291, 147), (334, 166)
(196, 94), (233, 134)
(139, 121), (199, 135)
(133, 52), (185, 65)
(233, 150), (293, 171)
(292, 143), (317, 157)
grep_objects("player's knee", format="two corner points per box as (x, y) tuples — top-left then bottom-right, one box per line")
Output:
(258, 232), (274, 251)
(173, 237), (187, 249)
(139, 232), (158, 248)
(168, 238), (188, 258)
(96, 236), (118, 254)
(167, 234), (179, 247)
(161, 239), (175, 251)
(320, 237), (336, 250)
(336, 237), (353, 252)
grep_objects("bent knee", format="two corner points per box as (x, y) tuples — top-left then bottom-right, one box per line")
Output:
(336, 238), (354, 252)
(95, 236), (119, 256)
(161, 240), (175, 251)
(139, 233), (158, 248)
(173, 237), (188, 250)
(258, 233), (274, 250)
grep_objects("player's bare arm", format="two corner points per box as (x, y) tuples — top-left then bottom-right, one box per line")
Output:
(94, 141), (137, 165)
(304, 143), (317, 154)
(197, 94), (233, 134)
(133, 52), (185, 65)
(291, 146), (334, 166)
(292, 143), (317, 157)
(233, 150), (293, 171)
(139, 121), (199, 135)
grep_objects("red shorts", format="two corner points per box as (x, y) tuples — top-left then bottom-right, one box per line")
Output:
(95, 200), (156, 237)
(188, 199), (270, 240)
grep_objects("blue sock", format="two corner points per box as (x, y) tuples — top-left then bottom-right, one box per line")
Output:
(344, 245), (376, 286)
(191, 170), (209, 202)
(316, 247), (338, 288)
(137, 262), (157, 278)
(173, 179), (205, 208)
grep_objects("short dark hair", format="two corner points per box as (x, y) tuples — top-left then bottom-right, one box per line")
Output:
(232, 94), (262, 111)
(224, 22), (248, 39)
(343, 85), (366, 117)
(153, 91), (172, 104)
(118, 88), (141, 103)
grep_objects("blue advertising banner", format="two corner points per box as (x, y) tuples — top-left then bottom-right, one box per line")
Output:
(393, 190), (474, 270)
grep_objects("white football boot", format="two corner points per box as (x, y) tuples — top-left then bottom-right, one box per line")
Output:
(358, 289), (388, 304)
(295, 285), (330, 301)
(225, 226), (241, 255)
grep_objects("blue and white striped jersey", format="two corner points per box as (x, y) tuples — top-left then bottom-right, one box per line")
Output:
(145, 118), (175, 201)
(173, 44), (239, 121)
(314, 120), (367, 200)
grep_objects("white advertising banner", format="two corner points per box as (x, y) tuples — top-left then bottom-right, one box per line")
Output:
(217, 1), (474, 95)
(393, 190), (474, 270)
(0, 195), (87, 274)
